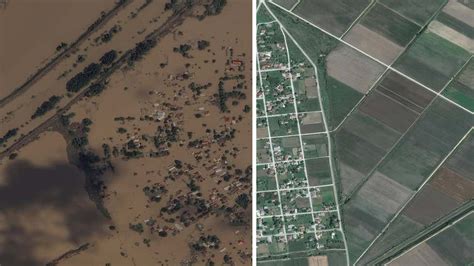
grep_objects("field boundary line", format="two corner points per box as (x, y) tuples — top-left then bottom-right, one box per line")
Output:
(289, 0), (300, 12)
(340, 0), (376, 38)
(355, 127), (474, 264)
(384, 210), (474, 265)
(266, 1), (473, 115)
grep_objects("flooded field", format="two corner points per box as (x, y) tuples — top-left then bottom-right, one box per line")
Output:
(0, 0), (251, 265)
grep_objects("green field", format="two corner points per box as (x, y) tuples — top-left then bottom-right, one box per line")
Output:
(258, 191), (282, 216)
(268, 114), (299, 137)
(442, 59), (474, 112)
(305, 157), (333, 186)
(301, 134), (328, 158)
(394, 31), (470, 91)
(258, 3), (277, 24)
(379, 98), (473, 190)
(380, 0), (446, 26)
(292, 0), (371, 36)
(360, 3), (421, 46)
(272, 0), (299, 10)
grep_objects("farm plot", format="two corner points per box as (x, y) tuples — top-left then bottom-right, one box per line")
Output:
(310, 186), (336, 211)
(258, 191), (282, 216)
(275, 160), (307, 189)
(429, 18), (474, 52)
(442, 59), (474, 112)
(271, 136), (302, 162)
(291, 0), (371, 36)
(280, 188), (312, 214)
(393, 31), (471, 91)
(301, 134), (328, 159)
(305, 157), (332, 186)
(258, 3), (277, 24)
(257, 138), (273, 163)
(379, 0), (446, 26)
(268, 114), (299, 136)
(445, 130), (474, 180)
(257, 117), (269, 139)
(378, 97), (473, 190)
(358, 134), (474, 264)
(357, 214), (424, 265)
(257, 22), (289, 70)
(272, 0), (298, 10)
(261, 71), (296, 115)
(344, 3), (420, 64)
(257, 164), (278, 192)
(298, 112), (324, 134)
(326, 45), (385, 94)
(390, 212), (474, 266)
(335, 110), (400, 195)
(285, 213), (315, 234)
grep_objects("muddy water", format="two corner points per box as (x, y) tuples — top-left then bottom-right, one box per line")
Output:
(0, 0), (116, 96)
(0, 131), (108, 265)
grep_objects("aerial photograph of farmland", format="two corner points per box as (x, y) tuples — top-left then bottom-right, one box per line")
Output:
(256, 0), (473, 265)
(0, 0), (252, 265)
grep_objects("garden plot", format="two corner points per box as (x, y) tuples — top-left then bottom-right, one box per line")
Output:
(301, 134), (328, 159)
(293, 67), (321, 112)
(258, 216), (286, 235)
(378, 98), (473, 190)
(257, 236), (288, 258)
(257, 22), (289, 70)
(261, 71), (296, 115)
(298, 112), (325, 134)
(257, 99), (266, 117)
(257, 191), (282, 216)
(310, 186), (337, 211)
(285, 213), (315, 234)
(280, 188), (312, 214)
(314, 211), (340, 230)
(344, 3), (420, 64)
(272, 136), (302, 162)
(393, 31), (471, 91)
(317, 230), (345, 250)
(305, 157), (332, 186)
(257, 138), (273, 163)
(276, 160), (307, 189)
(443, 59), (474, 112)
(268, 113), (299, 136)
(257, 117), (269, 139)
(287, 232), (317, 253)
(379, 0), (446, 26)
(326, 45), (385, 94)
(292, 0), (371, 36)
(257, 164), (278, 192)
